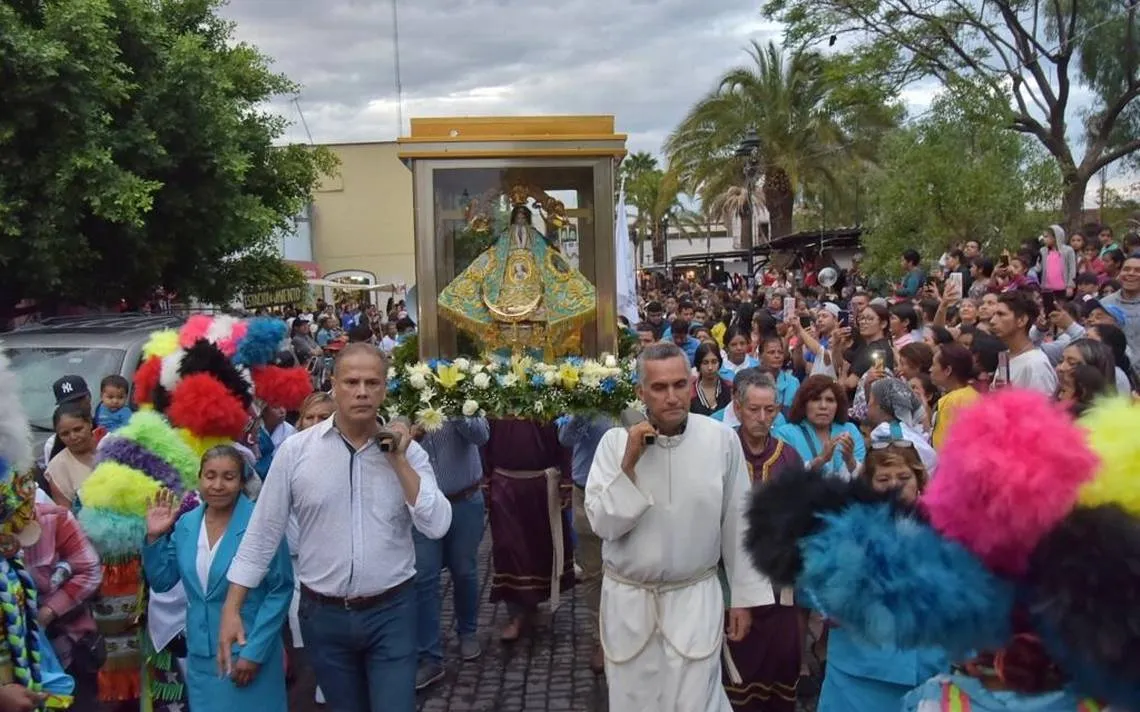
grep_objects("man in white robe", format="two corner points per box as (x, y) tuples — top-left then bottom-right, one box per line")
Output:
(586, 342), (773, 712)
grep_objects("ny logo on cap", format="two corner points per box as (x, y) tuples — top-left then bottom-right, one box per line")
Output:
(61, 382), (74, 393)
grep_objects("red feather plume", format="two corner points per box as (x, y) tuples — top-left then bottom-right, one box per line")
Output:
(133, 356), (162, 407)
(167, 373), (250, 439)
(252, 366), (313, 411)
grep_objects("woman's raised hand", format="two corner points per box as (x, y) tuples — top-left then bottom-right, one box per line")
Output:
(145, 489), (179, 539)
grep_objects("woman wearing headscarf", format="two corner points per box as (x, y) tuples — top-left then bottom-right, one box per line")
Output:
(864, 377), (938, 472)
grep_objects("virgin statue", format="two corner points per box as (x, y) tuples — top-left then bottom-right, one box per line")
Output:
(438, 196), (596, 358)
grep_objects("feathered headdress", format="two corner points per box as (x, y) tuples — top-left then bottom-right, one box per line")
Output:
(76, 315), (309, 702)
(132, 315), (311, 442)
(745, 388), (1140, 709)
(0, 351), (47, 694)
(73, 409), (201, 701)
(0, 351), (37, 552)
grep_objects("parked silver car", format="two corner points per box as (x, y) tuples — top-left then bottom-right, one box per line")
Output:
(0, 314), (185, 462)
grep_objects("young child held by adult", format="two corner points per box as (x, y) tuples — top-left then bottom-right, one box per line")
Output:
(94, 374), (131, 432)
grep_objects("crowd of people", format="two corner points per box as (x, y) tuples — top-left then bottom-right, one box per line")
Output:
(593, 222), (1138, 712)
(1, 222), (1137, 712)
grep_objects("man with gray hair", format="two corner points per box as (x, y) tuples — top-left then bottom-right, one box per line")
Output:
(710, 368), (789, 431)
(719, 368), (804, 711)
(586, 342), (773, 711)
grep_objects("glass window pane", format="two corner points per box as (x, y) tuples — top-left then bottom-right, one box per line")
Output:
(431, 165), (599, 358)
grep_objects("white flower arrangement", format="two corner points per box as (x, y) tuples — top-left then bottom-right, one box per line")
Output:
(386, 353), (637, 431)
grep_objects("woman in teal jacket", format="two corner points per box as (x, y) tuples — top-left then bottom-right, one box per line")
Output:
(142, 445), (293, 710)
(773, 375), (865, 479)
(817, 444), (948, 712)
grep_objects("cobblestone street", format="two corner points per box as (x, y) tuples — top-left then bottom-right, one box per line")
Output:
(290, 531), (609, 711)
(289, 530), (824, 712)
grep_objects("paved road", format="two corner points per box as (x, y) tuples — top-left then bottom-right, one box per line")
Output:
(288, 531), (824, 712)
(289, 532), (609, 711)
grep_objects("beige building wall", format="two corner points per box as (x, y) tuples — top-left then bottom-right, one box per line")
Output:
(311, 141), (415, 303)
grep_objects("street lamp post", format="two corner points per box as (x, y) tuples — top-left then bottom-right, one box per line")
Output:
(734, 129), (762, 277)
(661, 214), (670, 276)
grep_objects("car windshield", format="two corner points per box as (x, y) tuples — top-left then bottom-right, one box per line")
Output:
(1, 347), (127, 432)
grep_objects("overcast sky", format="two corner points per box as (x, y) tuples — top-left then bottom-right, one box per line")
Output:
(222, 0), (1133, 197)
(221, 0), (871, 155)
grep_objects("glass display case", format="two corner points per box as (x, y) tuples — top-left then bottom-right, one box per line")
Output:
(398, 117), (627, 360)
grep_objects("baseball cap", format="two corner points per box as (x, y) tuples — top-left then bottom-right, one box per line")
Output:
(820, 302), (841, 318)
(53, 375), (90, 405)
(1081, 297), (1127, 325)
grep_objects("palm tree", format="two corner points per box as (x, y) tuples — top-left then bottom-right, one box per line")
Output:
(626, 168), (682, 265)
(619, 151), (658, 187)
(707, 185), (765, 246)
(665, 40), (892, 240)
(617, 151), (661, 265)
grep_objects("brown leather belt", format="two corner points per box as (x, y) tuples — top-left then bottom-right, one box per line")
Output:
(445, 482), (481, 502)
(301, 576), (412, 611)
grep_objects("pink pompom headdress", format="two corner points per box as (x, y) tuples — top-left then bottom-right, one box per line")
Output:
(745, 387), (1140, 709)
(133, 316), (312, 440)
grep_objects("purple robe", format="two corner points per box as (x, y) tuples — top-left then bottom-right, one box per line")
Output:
(483, 419), (575, 609)
(724, 431), (804, 712)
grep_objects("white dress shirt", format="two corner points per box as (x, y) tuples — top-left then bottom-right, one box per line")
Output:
(228, 415), (452, 598)
(196, 518), (222, 593)
(148, 582), (187, 652)
(267, 421), (297, 448)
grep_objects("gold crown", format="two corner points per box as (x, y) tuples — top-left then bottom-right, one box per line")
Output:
(508, 184), (531, 207)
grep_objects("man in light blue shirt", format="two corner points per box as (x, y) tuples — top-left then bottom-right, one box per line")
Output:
(669, 318), (701, 363)
(557, 413), (614, 674)
(412, 415), (491, 690)
(221, 343), (451, 712)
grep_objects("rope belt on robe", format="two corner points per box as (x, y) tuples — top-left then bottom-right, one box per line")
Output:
(600, 566), (744, 685)
(492, 466), (565, 610)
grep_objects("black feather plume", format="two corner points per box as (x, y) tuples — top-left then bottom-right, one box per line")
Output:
(151, 384), (172, 414)
(1026, 504), (1140, 686)
(177, 339), (253, 409)
(745, 467), (885, 586)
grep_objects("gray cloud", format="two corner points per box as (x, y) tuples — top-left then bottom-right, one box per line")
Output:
(222, 0), (782, 153)
(222, 0), (1136, 203)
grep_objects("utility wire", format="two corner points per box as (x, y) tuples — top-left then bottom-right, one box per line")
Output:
(293, 97), (314, 145)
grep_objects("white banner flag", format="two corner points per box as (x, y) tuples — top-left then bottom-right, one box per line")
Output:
(614, 188), (639, 327)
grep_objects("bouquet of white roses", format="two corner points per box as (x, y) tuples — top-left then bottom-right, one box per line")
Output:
(385, 353), (638, 430)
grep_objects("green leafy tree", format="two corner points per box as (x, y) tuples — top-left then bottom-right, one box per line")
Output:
(861, 85), (1062, 275)
(637, 170), (684, 265)
(619, 151), (658, 187)
(762, 0), (1140, 233)
(0, 0), (336, 317)
(622, 166), (683, 265)
(1094, 180), (1140, 232)
(666, 41), (899, 240)
(618, 151), (661, 264)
